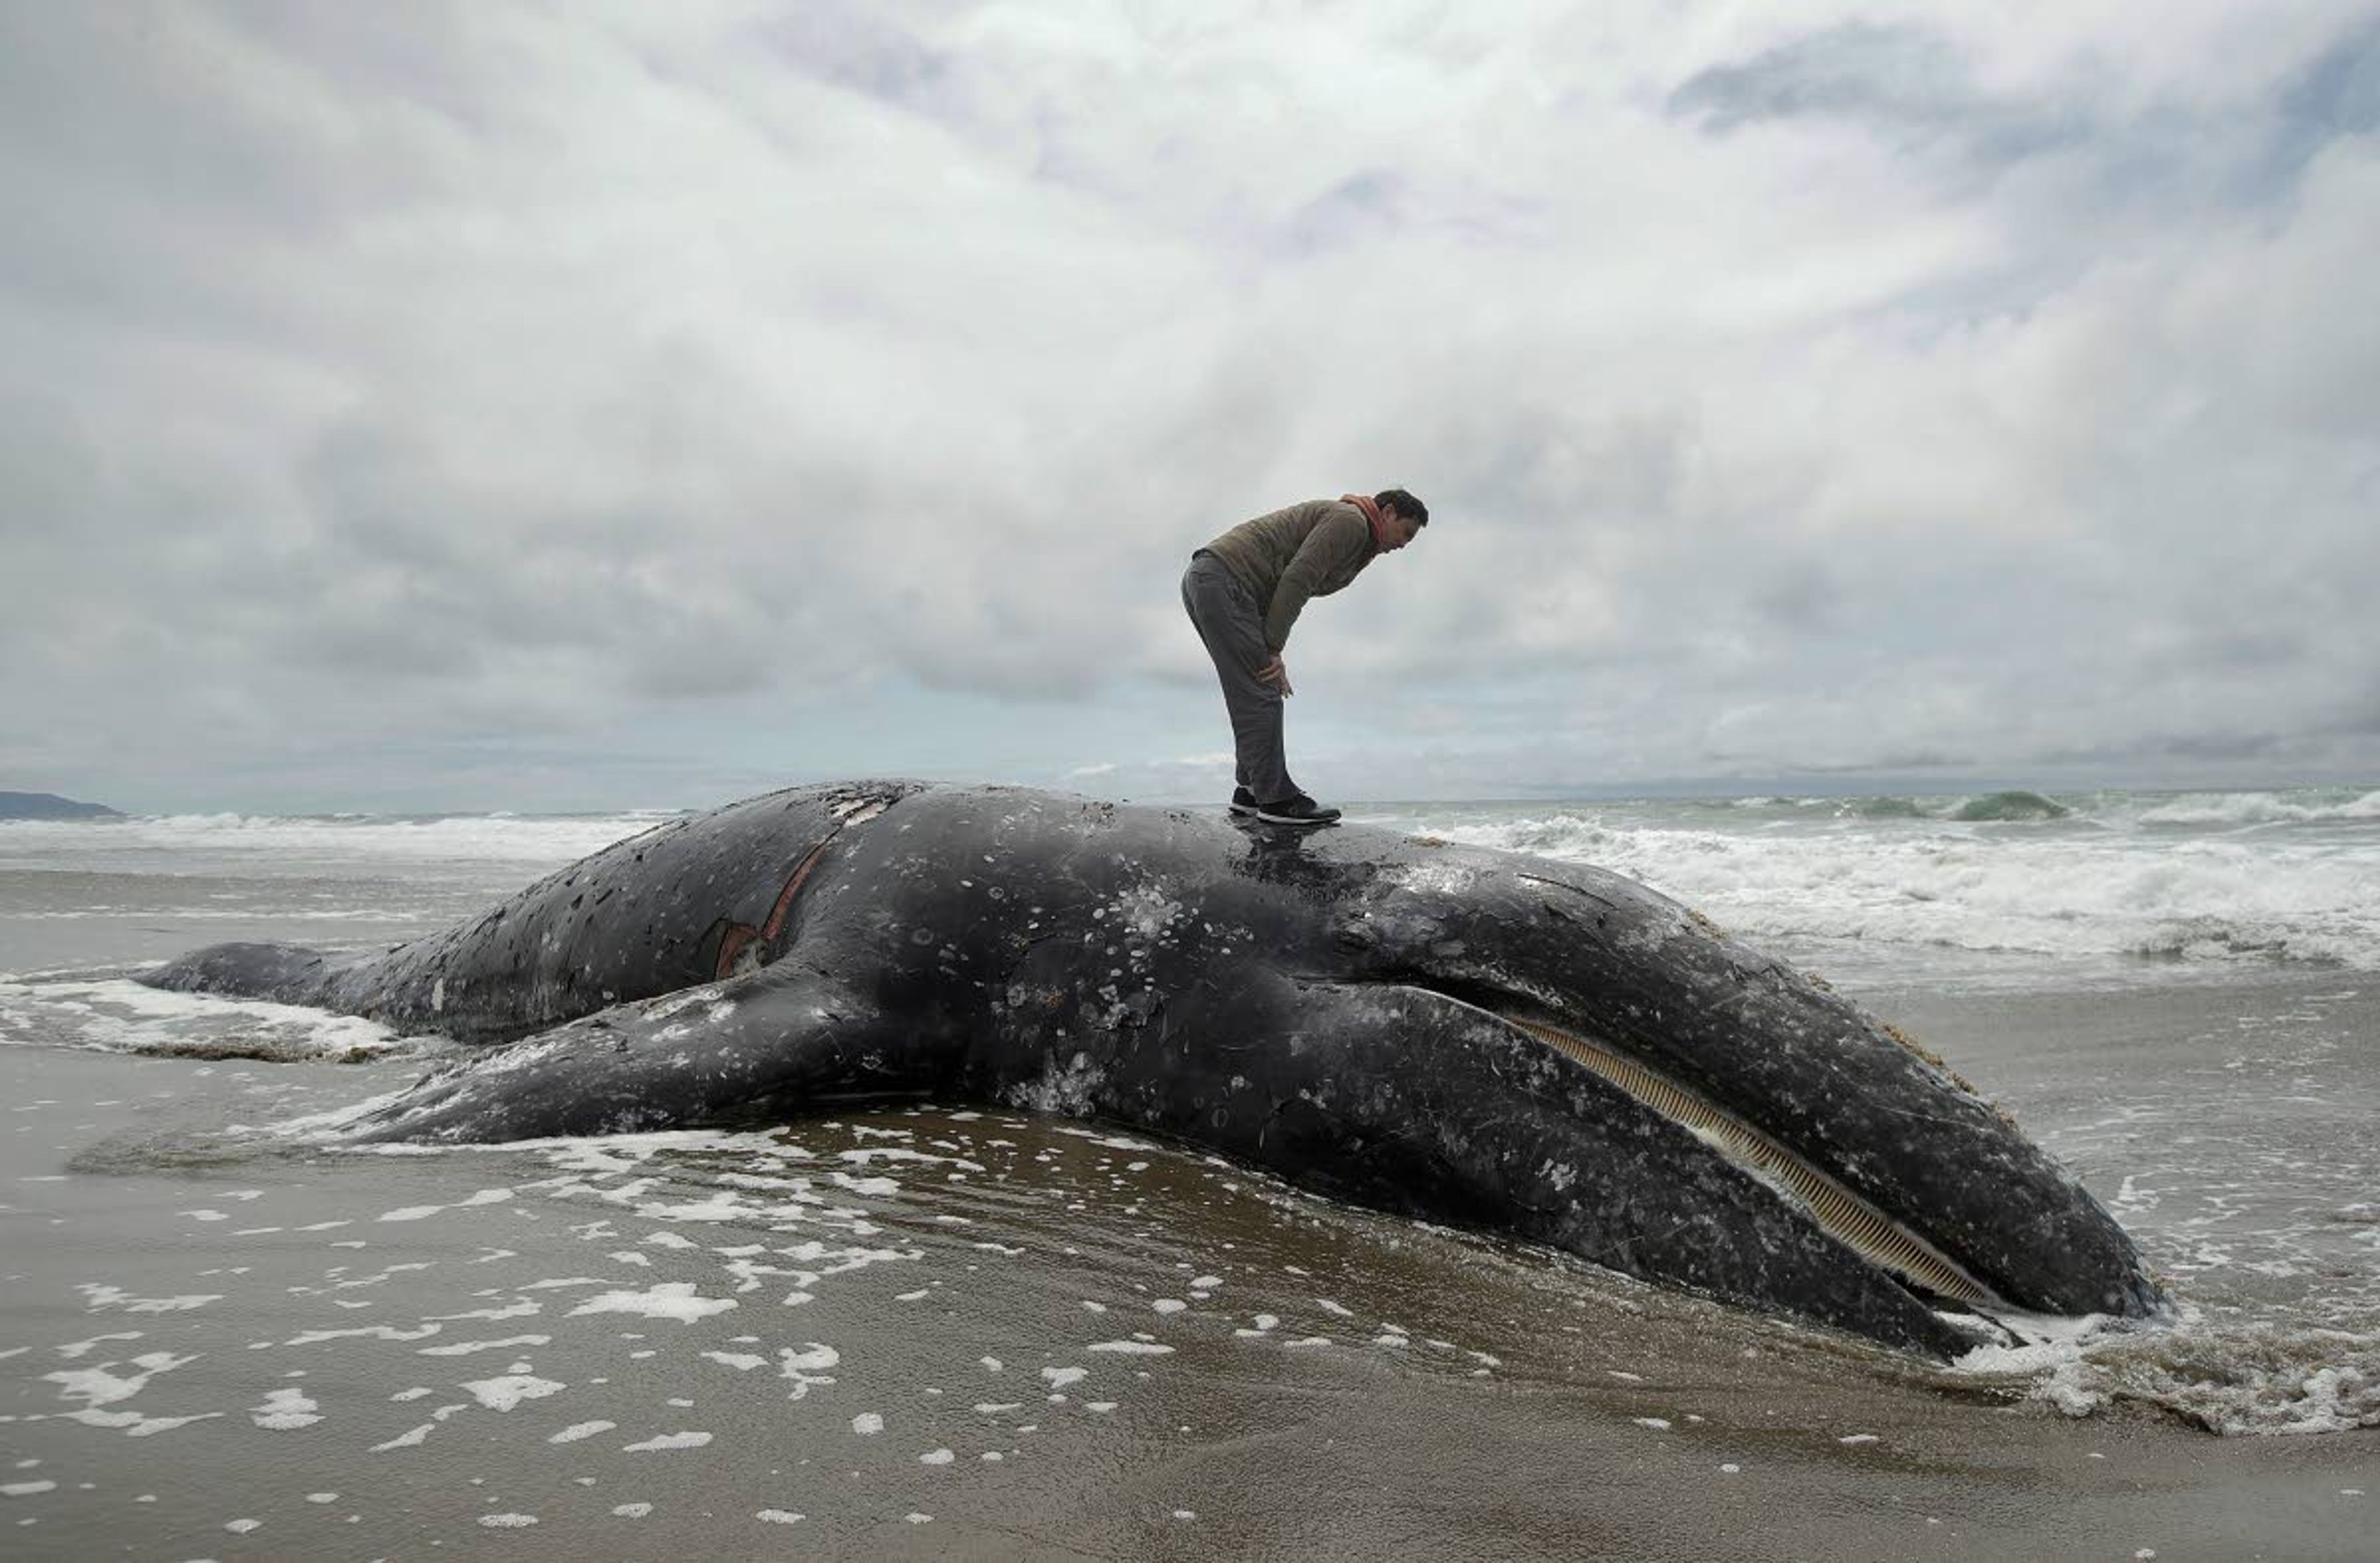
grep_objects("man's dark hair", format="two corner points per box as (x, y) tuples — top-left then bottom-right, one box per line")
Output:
(1375, 488), (1428, 526)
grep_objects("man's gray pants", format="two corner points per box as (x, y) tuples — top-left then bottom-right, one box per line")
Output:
(1181, 551), (1297, 806)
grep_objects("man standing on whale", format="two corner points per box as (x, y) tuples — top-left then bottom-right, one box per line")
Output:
(1182, 488), (1428, 826)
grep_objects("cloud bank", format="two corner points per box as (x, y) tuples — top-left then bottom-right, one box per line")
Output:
(3, 2), (2375, 809)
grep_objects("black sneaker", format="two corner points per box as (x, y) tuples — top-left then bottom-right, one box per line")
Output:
(1254, 794), (1341, 827)
(1228, 786), (1258, 816)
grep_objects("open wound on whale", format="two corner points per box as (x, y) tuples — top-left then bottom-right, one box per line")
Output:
(1498, 1013), (2001, 1311)
(710, 795), (897, 979)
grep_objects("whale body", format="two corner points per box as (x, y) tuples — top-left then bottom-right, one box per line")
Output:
(142, 780), (2163, 1358)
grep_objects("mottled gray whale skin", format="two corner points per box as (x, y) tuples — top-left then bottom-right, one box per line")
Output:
(142, 780), (2162, 1358)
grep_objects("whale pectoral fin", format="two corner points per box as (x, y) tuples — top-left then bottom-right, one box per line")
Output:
(335, 971), (940, 1143)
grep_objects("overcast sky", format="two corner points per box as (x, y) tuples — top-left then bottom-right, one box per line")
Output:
(4, 2), (2376, 813)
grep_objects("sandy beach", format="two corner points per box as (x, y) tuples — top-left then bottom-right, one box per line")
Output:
(4, 984), (2372, 1561)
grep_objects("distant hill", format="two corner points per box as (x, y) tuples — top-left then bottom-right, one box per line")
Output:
(0, 791), (123, 821)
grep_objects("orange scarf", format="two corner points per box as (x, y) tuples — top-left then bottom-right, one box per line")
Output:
(1341, 493), (1390, 551)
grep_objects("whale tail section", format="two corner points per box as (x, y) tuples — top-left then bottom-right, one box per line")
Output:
(140, 941), (341, 1006)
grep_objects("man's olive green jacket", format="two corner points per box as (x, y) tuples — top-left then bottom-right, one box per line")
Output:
(1197, 498), (1380, 652)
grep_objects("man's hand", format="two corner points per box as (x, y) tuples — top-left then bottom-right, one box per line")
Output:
(1257, 654), (1294, 696)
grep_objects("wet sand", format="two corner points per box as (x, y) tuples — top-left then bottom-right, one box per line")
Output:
(4, 1003), (2373, 1562)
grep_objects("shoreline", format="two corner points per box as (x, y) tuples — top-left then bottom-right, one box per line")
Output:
(4, 988), (2373, 1560)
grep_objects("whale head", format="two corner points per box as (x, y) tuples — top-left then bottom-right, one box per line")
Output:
(1211, 831), (2164, 1352)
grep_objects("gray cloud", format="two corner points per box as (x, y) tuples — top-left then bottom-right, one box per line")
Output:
(3, 2), (2377, 810)
(1671, 13), (2380, 222)
(1667, 23), (2075, 162)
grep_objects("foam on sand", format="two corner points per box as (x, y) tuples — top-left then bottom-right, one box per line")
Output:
(0, 977), (409, 1060)
(565, 1283), (737, 1323)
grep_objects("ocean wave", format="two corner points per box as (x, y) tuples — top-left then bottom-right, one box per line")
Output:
(1, 811), (666, 868)
(1827, 791), (2073, 822)
(2, 907), (436, 923)
(2135, 790), (2380, 827)
(1840, 796), (1929, 820)
(1948, 790), (2071, 822)
(1411, 816), (2380, 973)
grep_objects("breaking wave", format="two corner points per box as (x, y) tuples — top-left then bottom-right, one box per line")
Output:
(1382, 788), (2380, 978)
(1949, 790), (2070, 822)
(0, 811), (673, 877)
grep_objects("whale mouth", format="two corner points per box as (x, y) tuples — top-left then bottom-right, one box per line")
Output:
(1476, 1002), (2003, 1312)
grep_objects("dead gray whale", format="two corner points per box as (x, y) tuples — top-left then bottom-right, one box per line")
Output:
(141, 780), (2162, 1358)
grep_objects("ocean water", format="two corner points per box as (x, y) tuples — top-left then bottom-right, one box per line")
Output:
(1, 785), (2374, 1550)
(1351, 786), (2380, 988)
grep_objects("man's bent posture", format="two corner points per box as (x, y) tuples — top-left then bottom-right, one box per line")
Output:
(1181, 488), (1429, 826)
